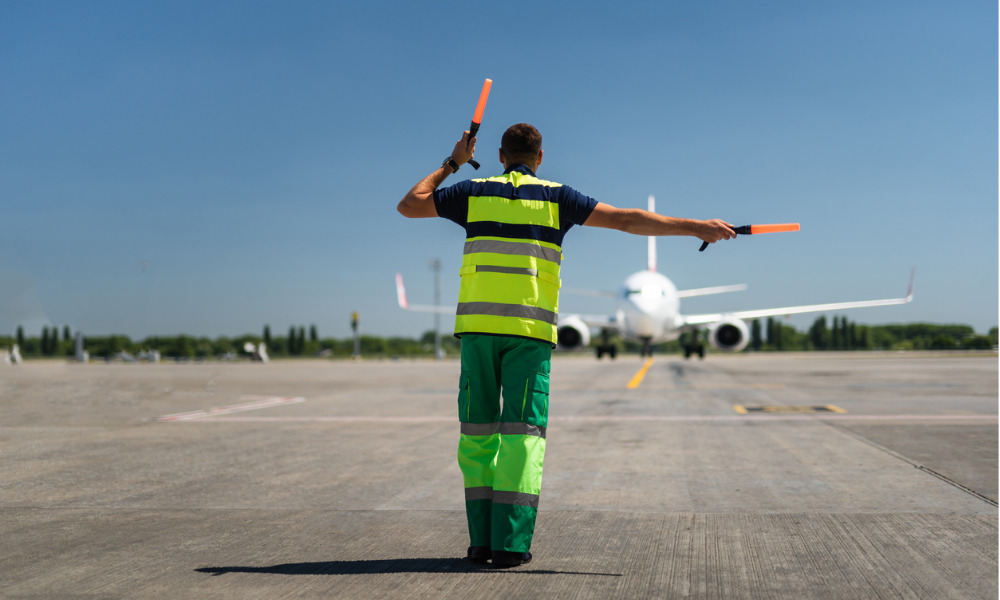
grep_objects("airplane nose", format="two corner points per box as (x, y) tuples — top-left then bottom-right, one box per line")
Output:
(630, 314), (656, 338)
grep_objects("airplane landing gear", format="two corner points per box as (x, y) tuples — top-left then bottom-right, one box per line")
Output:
(680, 332), (705, 360)
(683, 343), (705, 360)
(596, 345), (617, 359)
(595, 328), (617, 360)
(639, 337), (654, 358)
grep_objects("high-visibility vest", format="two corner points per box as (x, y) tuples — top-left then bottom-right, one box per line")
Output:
(455, 170), (564, 345)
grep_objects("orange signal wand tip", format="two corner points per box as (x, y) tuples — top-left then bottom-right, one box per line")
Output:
(749, 223), (800, 235)
(472, 78), (492, 124)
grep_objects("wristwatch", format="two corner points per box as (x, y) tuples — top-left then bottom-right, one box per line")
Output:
(442, 157), (460, 173)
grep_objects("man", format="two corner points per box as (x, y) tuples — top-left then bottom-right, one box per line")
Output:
(398, 123), (734, 568)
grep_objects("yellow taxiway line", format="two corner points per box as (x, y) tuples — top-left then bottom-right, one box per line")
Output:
(627, 357), (655, 389)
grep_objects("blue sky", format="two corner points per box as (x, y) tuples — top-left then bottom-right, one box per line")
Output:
(2, 0), (996, 341)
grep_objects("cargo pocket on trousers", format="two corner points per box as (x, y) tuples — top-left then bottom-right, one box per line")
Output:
(523, 371), (550, 427)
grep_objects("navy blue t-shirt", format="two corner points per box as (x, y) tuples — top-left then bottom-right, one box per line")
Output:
(433, 164), (598, 244)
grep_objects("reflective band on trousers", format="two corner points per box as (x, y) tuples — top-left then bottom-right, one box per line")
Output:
(464, 239), (562, 265)
(460, 422), (546, 438)
(460, 422), (500, 436)
(457, 302), (558, 326)
(463, 487), (540, 508)
(493, 490), (540, 508)
(465, 486), (493, 501)
(501, 422), (546, 438)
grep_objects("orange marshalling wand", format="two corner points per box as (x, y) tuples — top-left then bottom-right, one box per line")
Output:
(466, 78), (492, 170)
(699, 223), (800, 251)
(746, 223), (800, 235)
(472, 78), (492, 125)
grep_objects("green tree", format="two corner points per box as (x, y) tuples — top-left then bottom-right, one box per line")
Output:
(420, 330), (461, 354)
(778, 323), (807, 351)
(750, 320), (762, 351)
(263, 325), (272, 349)
(176, 336), (194, 358)
(930, 335), (957, 350)
(834, 316), (846, 350)
(963, 336), (994, 350)
(809, 316), (828, 350)
(212, 337), (234, 356)
(16, 326), (25, 350)
(855, 325), (872, 350)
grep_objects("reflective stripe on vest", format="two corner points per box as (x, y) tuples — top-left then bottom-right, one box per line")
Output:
(456, 173), (564, 344)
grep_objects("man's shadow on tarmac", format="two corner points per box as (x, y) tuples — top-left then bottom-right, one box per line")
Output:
(196, 558), (621, 577)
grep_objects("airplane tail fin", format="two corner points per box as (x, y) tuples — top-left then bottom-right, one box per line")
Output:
(395, 273), (409, 309)
(647, 195), (657, 272)
(394, 273), (455, 313)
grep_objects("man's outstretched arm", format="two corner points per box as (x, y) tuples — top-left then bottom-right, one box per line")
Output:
(397, 132), (476, 219)
(583, 202), (736, 246)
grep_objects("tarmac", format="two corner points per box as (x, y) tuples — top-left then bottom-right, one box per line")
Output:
(1, 352), (996, 599)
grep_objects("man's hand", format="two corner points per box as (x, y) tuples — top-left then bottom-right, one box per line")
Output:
(697, 219), (737, 245)
(451, 131), (476, 167)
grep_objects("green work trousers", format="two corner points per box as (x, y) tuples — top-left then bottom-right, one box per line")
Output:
(457, 334), (551, 553)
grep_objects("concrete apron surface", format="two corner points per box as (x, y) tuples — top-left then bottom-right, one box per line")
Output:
(1, 353), (996, 599)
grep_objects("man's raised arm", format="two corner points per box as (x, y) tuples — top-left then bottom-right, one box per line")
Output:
(397, 132), (476, 219)
(583, 202), (736, 246)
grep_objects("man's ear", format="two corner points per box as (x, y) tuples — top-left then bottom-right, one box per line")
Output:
(537, 149), (543, 167)
(499, 148), (506, 166)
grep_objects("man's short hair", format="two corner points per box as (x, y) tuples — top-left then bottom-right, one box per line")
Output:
(501, 123), (542, 164)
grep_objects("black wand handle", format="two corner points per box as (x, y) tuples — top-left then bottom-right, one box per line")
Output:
(466, 122), (481, 170)
(699, 225), (751, 252)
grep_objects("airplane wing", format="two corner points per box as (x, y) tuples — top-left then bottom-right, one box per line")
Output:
(566, 283), (747, 300)
(395, 273), (454, 313)
(677, 284), (748, 298)
(562, 288), (617, 299)
(681, 269), (915, 327)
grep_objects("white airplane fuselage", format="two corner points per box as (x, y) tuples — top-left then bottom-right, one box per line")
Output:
(618, 270), (681, 343)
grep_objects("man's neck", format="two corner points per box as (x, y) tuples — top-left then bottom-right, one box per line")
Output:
(504, 163), (538, 174)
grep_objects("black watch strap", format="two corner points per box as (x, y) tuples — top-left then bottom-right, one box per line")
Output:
(442, 157), (460, 173)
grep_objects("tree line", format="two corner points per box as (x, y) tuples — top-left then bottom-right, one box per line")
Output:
(1, 318), (995, 361)
(0, 324), (461, 360)
(750, 317), (997, 352)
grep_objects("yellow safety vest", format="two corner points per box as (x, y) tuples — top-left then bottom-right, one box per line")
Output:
(455, 171), (564, 345)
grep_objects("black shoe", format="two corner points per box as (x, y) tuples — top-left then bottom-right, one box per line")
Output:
(466, 546), (491, 565)
(491, 551), (532, 568)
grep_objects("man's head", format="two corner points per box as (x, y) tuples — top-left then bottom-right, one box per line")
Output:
(500, 123), (543, 170)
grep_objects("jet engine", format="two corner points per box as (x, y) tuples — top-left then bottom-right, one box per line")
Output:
(707, 318), (750, 353)
(556, 316), (591, 350)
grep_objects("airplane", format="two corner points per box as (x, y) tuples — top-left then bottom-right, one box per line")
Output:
(396, 196), (914, 359)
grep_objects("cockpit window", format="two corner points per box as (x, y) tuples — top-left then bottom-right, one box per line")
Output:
(627, 286), (664, 298)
